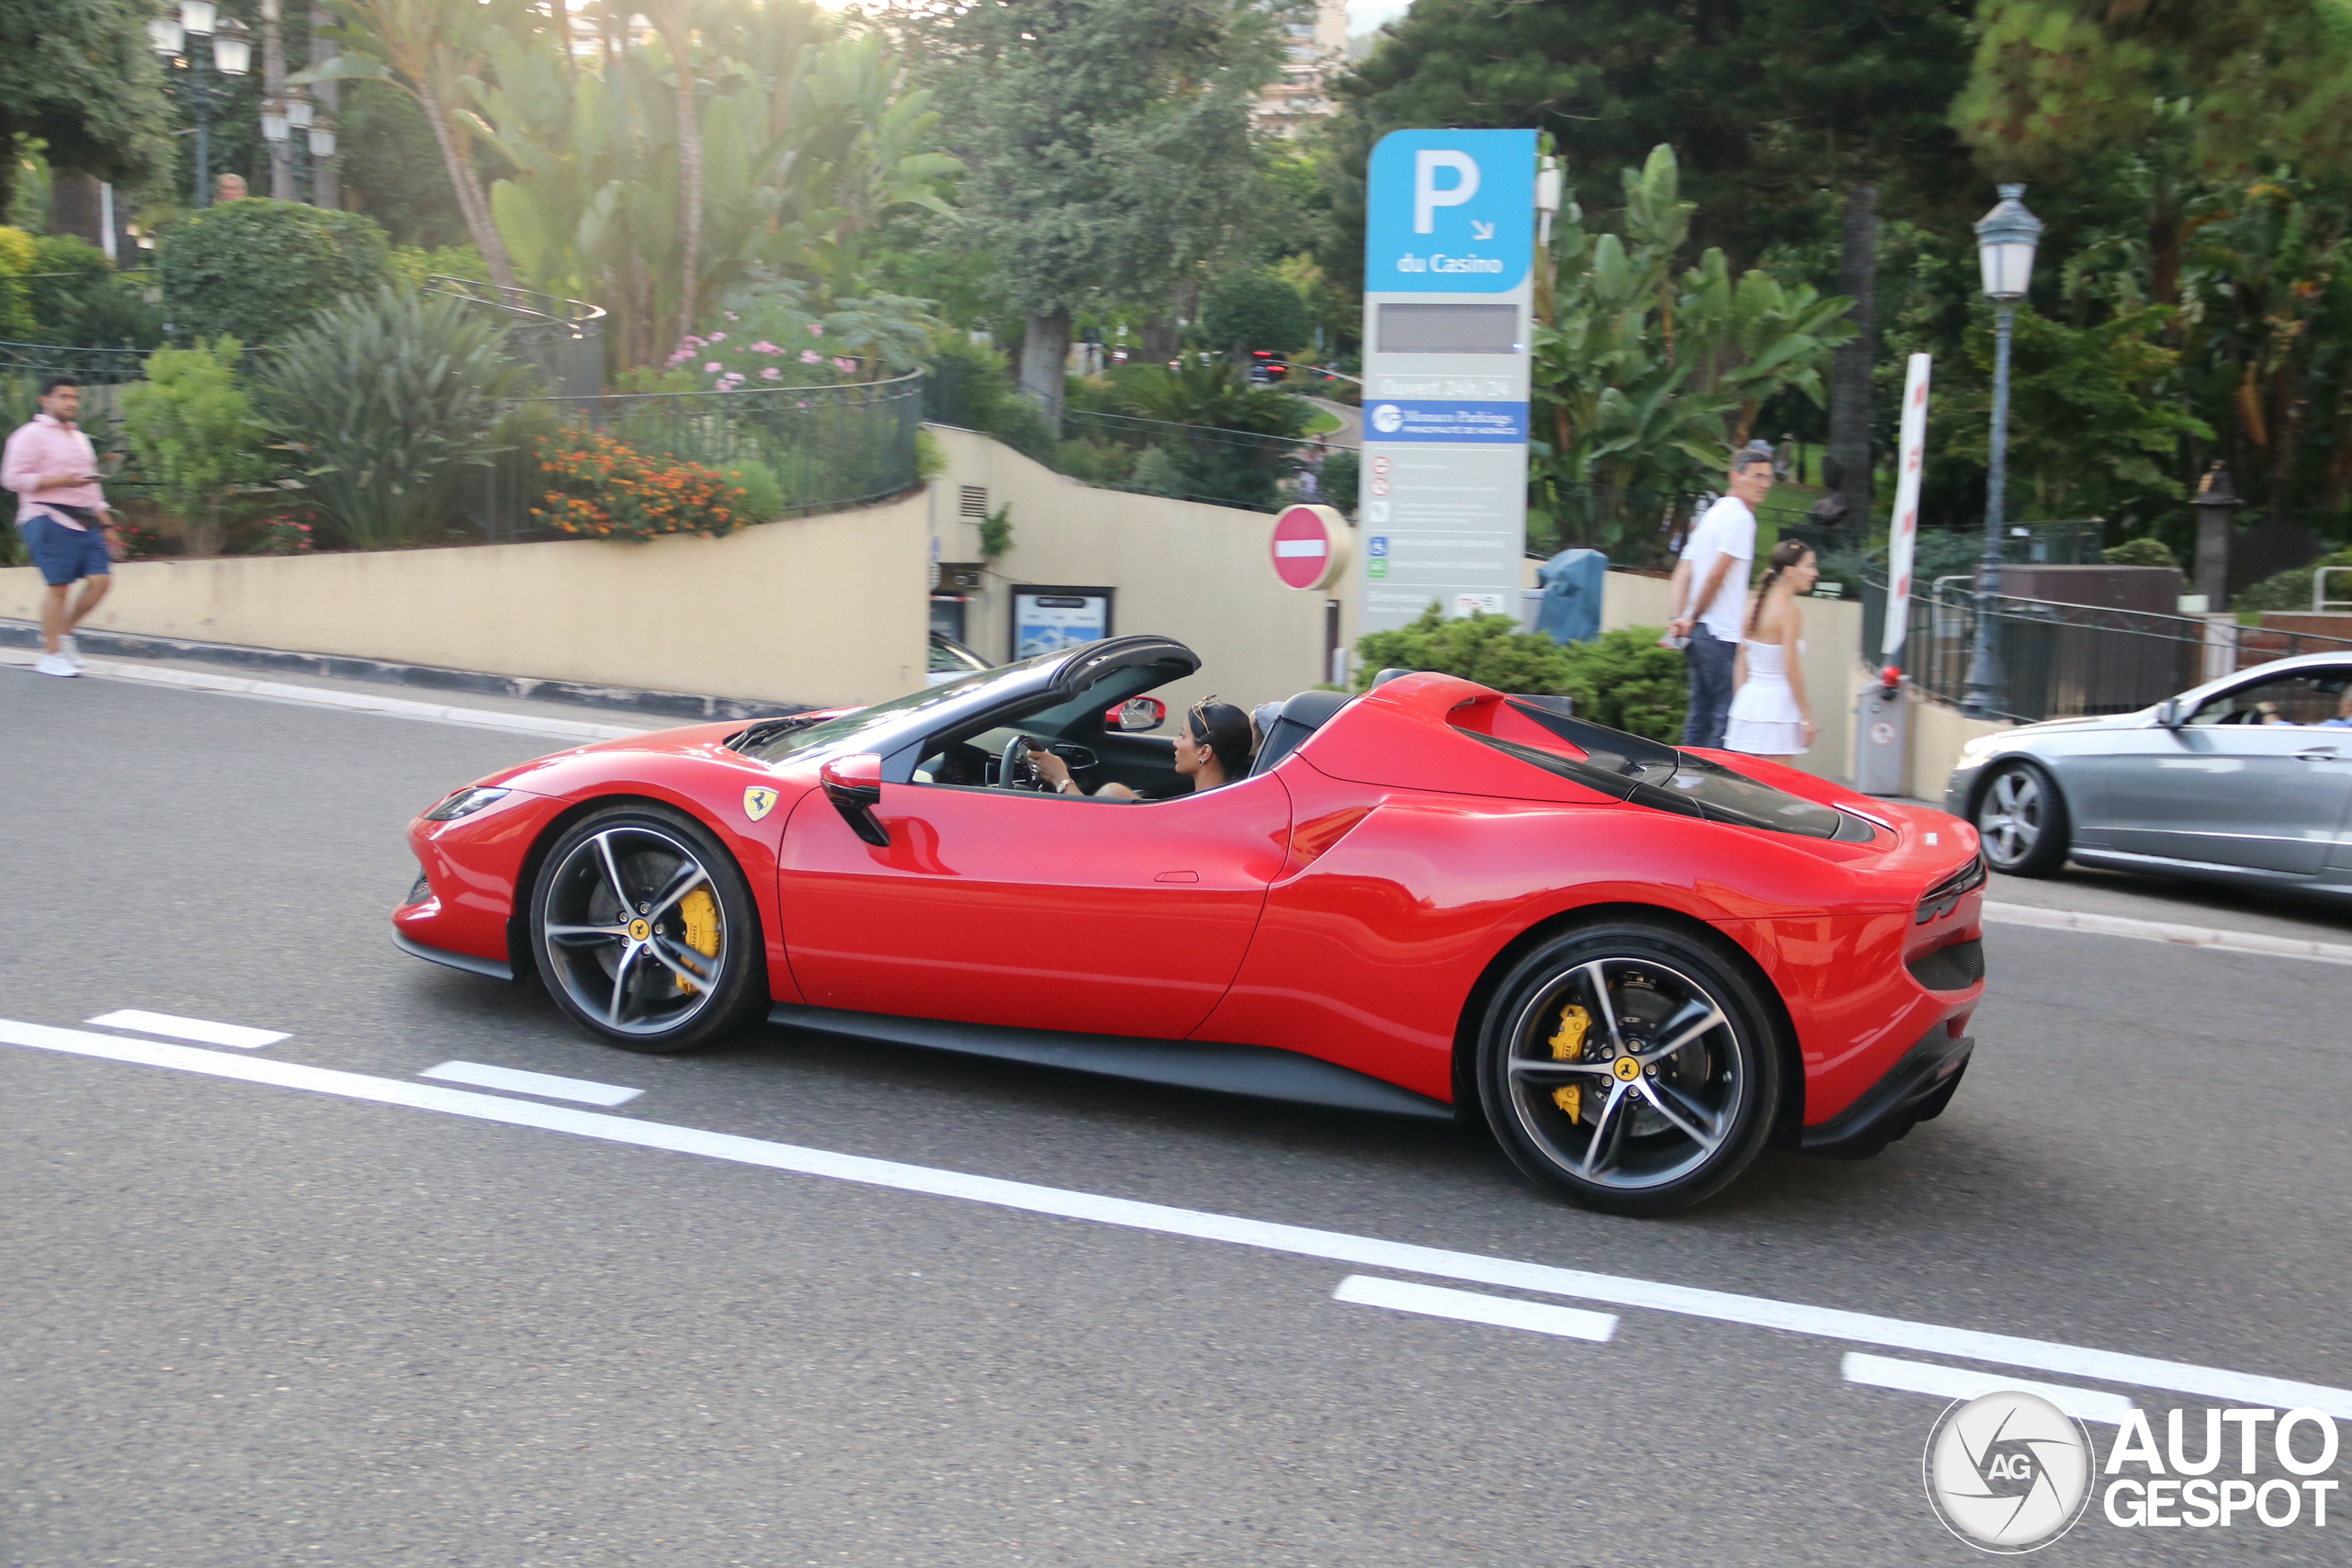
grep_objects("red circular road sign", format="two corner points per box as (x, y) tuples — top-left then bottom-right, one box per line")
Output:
(1270, 503), (1351, 591)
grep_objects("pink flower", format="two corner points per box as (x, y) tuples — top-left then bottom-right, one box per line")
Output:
(799, 349), (821, 364)
(666, 351), (690, 367)
(760, 367), (782, 379)
(751, 340), (781, 355)
(833, 356), (856, 374)
(707, 332), (727, 343)
(724, 311), (740, 322)
(704, 362), (723, 373)
(806, 322), (823, 337)
(683, 335), (705, 348)
(796, 400), (808, 409)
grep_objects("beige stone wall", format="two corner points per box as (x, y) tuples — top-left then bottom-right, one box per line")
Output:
(1901, 684), (2014, 806)
(924, 425), (1331, 717)
(0, 491), (933, 707)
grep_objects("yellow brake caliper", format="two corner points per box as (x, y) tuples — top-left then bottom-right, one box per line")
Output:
(1548, 1003), (1591, 1122)
(674, 887), (720, 993)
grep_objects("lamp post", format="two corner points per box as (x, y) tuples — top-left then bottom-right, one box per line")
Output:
(2190, 462), (2240, 610)
(149, 2), (253, 209)
(1961, 182), (2043, 719)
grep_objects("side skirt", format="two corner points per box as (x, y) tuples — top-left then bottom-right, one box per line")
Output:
(764, 1002), (1453, 1122)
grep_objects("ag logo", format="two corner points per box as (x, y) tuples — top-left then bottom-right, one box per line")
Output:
(742, 785), (780, 822)
(1924, 1390), (2094, 1552)
(1370, 402), (1404, 434)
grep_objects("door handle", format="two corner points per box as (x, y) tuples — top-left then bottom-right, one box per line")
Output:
(2293, 748), (2350, 763)
(1153, 870), (1200, 883)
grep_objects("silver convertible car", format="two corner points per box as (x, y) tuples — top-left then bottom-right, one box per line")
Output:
(1944, 651), (2352, 897)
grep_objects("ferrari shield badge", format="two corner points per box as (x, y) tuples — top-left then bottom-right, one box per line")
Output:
(742, 785), (780, 822)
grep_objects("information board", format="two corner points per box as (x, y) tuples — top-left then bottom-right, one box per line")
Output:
(1359, 129), (1536, 637)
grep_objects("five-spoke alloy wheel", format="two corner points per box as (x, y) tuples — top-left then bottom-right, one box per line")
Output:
(529, 805), (764, 1053)
(1477, 921), (1781, 1216)
(1973, 761), (2069, 877)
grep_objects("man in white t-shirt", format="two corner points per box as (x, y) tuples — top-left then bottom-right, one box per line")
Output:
(1666, 450), (1772, 747)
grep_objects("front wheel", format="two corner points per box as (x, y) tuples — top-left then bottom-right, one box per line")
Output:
(1476, 921), (1782, 1217)
(1974, 761), (2069, 877)
(528, 804), (766, 1054)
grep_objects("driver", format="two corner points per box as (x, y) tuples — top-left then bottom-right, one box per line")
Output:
(1028, 697), (1253, 799)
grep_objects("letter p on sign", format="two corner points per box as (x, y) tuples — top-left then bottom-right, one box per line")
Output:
(1414, 150), (1479, 233)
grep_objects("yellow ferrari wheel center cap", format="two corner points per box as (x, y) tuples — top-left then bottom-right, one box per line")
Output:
(628, 918), (651, 942)
(1612, 1056), (1643, 1082)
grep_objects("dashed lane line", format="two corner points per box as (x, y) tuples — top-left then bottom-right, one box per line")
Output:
(420, 1060), (644, 1106)
(85, 1010), (288, 1050)
(1840, 1351), (2134, 1425)
(3, 1016), (2347, 1421)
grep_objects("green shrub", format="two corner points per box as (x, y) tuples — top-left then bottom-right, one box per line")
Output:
(119, 338), (273, 557)
(2103, 535), (2180, 570)
(255, 288), (537, 548)
(0, 225), (34, 337)
(719, 457), (786, 522)
(1318, 447), (1358, 516)
(925, 333), (1057, 461)
(387, 243), (491, 290)
(159, 200), (391, 345)
(914, 427), (946, 484)
(1352, 611), (1689, 743)
(2236, 547), (2352, 615)
(1353, 606), (1578, 696)
(1557, 626), (1689, 742)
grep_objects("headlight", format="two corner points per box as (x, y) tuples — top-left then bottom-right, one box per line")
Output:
(1957, 736), (1999, 763)
(423, 786), (510, 821)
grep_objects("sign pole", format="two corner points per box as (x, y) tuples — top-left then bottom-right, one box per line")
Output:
(1883, 354), (1931, 666)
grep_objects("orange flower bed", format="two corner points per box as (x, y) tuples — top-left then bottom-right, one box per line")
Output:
(533, 429), (749, 541)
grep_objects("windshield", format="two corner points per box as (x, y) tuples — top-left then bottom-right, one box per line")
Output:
(738, 653), (1050, 763)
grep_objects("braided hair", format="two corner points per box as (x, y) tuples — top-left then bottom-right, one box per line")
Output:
(1747, 538), (1815, 635)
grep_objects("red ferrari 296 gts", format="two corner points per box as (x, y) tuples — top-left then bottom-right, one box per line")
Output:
(395, 636), (1986, 1215)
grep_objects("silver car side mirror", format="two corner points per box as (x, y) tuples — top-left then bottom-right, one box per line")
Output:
(2154, 698), (2186, 728)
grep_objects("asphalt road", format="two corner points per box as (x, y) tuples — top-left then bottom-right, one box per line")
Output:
(5, 668), (2348, 1567)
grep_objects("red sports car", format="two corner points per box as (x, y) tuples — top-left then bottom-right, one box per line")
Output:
(395, 636), (1986, 1215)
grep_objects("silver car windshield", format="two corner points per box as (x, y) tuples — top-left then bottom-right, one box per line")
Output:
(737, 652), (1055, 763)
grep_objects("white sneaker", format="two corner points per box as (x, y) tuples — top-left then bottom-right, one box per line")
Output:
(58, 634), (81, 670)
(35, 653), (78, 677)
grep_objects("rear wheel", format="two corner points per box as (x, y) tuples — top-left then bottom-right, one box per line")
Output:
(1476, 921), (1781, 1217)
(1974, 761), (2069, 877)
(528, 804), (765, 1054)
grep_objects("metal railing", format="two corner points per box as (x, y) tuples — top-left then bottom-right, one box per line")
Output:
(422, 276), (605, 400)
(1059, 408), (1328, 513)
(469, 370), (925, 542)
(1863, 573), (2352, 724)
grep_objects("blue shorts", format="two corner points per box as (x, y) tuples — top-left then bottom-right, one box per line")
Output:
(22, 513), (112, 587)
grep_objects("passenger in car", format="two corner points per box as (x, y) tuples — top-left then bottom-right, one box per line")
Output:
(1027, 697), (1254, 800)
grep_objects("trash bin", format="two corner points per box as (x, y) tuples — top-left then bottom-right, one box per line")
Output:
(1855, 669), (1908, 796)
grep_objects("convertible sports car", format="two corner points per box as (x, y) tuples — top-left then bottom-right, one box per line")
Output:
(395, 636), (1987, 1215)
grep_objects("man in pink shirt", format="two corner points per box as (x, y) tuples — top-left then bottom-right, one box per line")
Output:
(4, 377), (119, 677)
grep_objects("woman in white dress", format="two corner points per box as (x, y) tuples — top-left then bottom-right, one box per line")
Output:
(1724, 539), (1818, 761)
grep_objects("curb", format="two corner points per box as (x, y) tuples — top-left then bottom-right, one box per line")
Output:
(0, 619), (817, 724)
(2, 647), (656, 742)
(1982, 899), (2352, 967)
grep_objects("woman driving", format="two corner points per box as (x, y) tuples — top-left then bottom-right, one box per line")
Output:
(1028, 697), (1254, 799)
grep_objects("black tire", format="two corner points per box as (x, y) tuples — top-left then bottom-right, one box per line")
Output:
(527, 803), (766, 1054)
(1476, 920), (1783, 1217)
(1973, 761), (2070, 877)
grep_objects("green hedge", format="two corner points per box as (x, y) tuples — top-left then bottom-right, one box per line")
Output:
(159, 199), (390, 345)
(1352, 610), (1689, 742)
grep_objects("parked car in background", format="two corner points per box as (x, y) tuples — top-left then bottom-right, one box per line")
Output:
(1946, 652), (2352, 898)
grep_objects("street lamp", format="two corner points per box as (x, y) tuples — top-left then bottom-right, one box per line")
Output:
(149, 0), (253, 209)
(1961, 182), (2043, 719)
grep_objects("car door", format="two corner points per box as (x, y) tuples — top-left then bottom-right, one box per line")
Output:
(2100, 665), (2352, 875)
(775, 773), (1293, 1038)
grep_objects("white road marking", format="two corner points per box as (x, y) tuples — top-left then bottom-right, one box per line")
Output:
(1841, 1352), (2135, 1425)
(0, 648), (651, 742)
(1984, 900), (2352, 966)
(1334, 1274), (1616, 1342)
(419, 1060), (643, 1106)
(4, 1015), (2348, 1421)
(85, 1010), (288, 1050)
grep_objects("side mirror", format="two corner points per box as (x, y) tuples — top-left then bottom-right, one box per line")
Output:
(1106, 696), (1165, 733)
(818, 752), (889, 846)
(2154, 699), (2186, 728)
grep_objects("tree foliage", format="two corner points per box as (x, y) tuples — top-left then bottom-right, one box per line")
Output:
(0, 0), (172, 215)
(1201, 271), (1312, 355)
(119, 339), (273, 557)
(158, 199), (392, 345)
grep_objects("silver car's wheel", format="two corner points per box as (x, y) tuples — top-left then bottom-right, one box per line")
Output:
(1974, 761), (2068, 876)
(529, 807), (763, 1052)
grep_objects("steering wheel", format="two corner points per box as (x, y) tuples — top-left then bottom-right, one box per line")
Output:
(1000, 734), (1049, 791)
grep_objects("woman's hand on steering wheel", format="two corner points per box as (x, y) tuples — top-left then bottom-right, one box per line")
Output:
(1000, 735), (1067, 792)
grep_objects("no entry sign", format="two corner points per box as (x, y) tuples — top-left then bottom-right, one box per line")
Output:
(1270, 503), (1351, 591)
